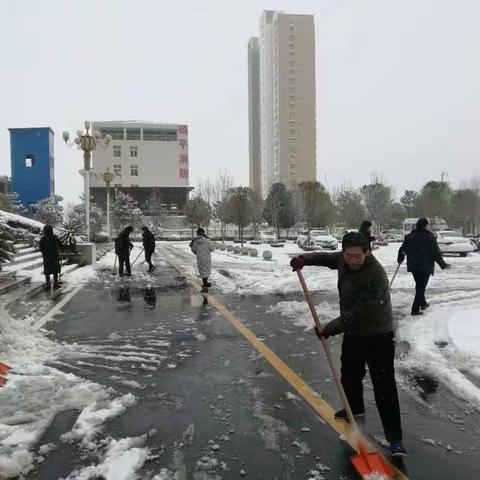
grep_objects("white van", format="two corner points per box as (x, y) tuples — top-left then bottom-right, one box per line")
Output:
(402, 218), (449, 237)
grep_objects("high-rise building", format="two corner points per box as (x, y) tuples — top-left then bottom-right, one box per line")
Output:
(248, 37), (261, 195)
(250, 11), (317, 198)
(90, 121), (192, 213)
(9, 127), (55, 206)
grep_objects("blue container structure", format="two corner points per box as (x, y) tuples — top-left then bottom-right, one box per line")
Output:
(9, 127), (55, 206)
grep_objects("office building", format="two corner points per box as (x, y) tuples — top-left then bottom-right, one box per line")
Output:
(90, 121), (192, 212)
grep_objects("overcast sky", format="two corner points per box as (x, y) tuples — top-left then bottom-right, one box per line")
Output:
(1, 0), (479, 204)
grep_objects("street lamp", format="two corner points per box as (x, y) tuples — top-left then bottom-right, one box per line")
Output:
(95, 166), (120, 239)
(63, 121), (112, 241)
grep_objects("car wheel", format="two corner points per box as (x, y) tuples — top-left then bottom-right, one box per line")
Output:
(459, 252), (468, 257)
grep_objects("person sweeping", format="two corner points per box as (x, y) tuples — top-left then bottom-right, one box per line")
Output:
(290, 231), (406, 458)
(189, 227), (215, 293)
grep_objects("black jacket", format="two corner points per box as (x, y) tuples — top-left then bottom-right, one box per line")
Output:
(302, 251), (393, 337)
(142, 230), (155, 252)
(359, 225), (375, 252)
(115, 230), (134, 256)
(39, 234), (62, 274)
(398, 228), (447, 274)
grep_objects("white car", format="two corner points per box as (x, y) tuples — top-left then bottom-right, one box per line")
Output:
(298, 229), (339, 250)
(259, 230), (277, 244)
(383, 229), (403, 242)
(435, 231), (475, 257)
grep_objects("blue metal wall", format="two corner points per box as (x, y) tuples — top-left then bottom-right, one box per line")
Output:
(9, 128), (54, 205)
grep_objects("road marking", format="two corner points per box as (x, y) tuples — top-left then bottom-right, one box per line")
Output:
(167, 251), (408, 479)
(32, 285), (84, 331)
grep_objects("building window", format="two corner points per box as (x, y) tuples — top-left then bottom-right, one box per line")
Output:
(113, 145), (121, 157)
(113, 164), (122, 176)
(100, 128), (124, 140)
(130, 165), (139, 177)
(143, 129), (177, 141)
(25, 155), (35, 167)
(130, 146), (138, 157)
(126, 128), (141, 140)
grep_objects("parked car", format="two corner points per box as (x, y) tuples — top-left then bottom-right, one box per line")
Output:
(382, 229), (403, 242)
(297, 229), (339, 250)
(259, 230), (277, 244)
(435, 231), (475, 257)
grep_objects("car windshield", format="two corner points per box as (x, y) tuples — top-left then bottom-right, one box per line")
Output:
(310, 230), (328, 237)
(440, 232), (463, 238)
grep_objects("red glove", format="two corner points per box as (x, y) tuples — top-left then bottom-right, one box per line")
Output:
(290, 256), (305, 271)
(314, 326), (330, 340)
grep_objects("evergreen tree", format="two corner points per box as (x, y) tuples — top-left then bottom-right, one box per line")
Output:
(263, 183), (295, 238)
(33, 198), (63, 226)
(111, 192), (142, 233)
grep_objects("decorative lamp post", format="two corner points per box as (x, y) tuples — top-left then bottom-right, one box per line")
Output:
(95, 166), (120, 239)
(62, 122), (111, 241)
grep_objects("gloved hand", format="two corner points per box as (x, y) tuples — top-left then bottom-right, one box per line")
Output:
(290, 255), (305, 271)
(314, 325), (330, 340)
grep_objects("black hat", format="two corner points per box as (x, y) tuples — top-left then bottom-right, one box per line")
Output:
(342, 231), (369, 252)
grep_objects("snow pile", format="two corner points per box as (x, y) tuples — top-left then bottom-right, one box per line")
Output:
(267, 300), (338, 329)
(0, 209), (43, 231)
(66, 435), (149, 480)
(0, 306), (139, 478)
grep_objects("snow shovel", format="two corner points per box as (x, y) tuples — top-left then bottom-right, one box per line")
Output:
(131, 248), (144, 268)
(296, 270), (394, 479)
(112, 255), (118, 276)
(0, 362), (12, 375)
(389, 263), (401, 289)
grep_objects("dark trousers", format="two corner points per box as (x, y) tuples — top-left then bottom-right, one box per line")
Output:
(145, 249), (154, 269)
(45, 273), (59, 287)
(341, 332), (403, 442)
(118, 253), (131, 276)
(412, 271), (431, 312)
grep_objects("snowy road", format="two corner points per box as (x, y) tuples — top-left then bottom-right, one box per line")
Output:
(0, 243), (479, 479)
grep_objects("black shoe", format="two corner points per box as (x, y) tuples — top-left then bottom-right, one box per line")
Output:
(206, 281), (212, 287)
(44, 283), (51, 291)
(411, 310), (424, 316)
(420, 303), (430, 310)
(201, 286), (209, 293)
(149, 266), (156, 273)
(334, 408), (365, 421)
(389, 441), (407, 458)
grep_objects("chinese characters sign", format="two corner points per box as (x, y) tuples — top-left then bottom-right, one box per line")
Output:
(178, 125), (188, 181)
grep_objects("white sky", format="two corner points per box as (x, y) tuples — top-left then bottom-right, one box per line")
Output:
(1, 0), (479, 204)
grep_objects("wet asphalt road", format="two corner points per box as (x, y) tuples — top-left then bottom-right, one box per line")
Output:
(24, 252), (480, 480)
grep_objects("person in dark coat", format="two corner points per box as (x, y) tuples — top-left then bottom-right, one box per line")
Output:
(290, 232), (406, 458)
(39, 225), (62, 290)
(115, 226), (134, 277)
(359, 220), (375, 251)
(141, 227), (156, 273)
(398, 218), (450, 315)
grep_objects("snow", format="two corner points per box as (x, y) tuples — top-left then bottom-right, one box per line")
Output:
(0, 209), (43, 230)
(66, 435), (149, 480)
(170, 241), (480, 410)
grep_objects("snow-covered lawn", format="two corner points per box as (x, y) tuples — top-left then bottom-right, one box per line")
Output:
(170, 241), (480, 410)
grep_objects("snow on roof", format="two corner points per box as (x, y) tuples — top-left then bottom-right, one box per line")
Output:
(92, 120), (185, 127)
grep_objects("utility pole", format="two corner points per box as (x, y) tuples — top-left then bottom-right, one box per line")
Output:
(440, 171), (448, 183)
